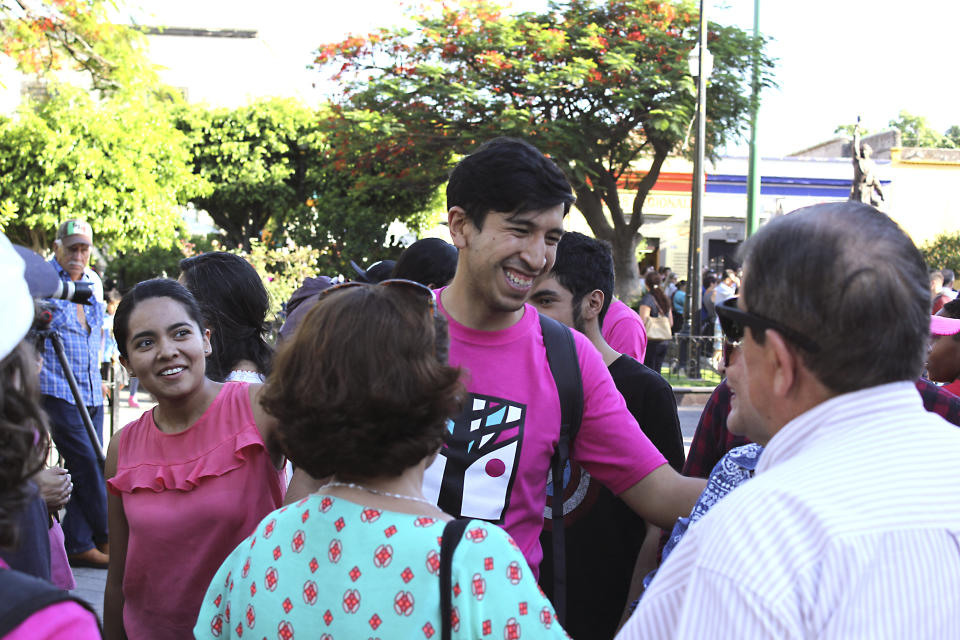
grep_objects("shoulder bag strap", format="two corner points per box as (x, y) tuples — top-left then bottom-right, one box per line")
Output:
(440, 518), (471, 640)
(538, 313), (584, 626)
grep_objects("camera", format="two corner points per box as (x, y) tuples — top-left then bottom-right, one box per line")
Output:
(46, 279), (94, 305)
(14, 244), (94, 305)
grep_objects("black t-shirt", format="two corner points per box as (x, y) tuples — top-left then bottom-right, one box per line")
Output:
(539, 354), (683, 639)
(608, 355), (684, 471)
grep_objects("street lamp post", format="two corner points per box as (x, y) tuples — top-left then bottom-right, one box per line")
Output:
(684, 0), (712, 378)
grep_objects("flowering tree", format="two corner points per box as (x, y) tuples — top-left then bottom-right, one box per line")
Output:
(0, 0), (155, 91)
(314, 0), (772, 295)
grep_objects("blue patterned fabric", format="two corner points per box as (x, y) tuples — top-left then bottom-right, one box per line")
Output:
(38, 258), (104, 407)
(641, 443), (764, 594)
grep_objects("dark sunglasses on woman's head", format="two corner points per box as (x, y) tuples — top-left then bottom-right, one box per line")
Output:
(715, 297), (820, 353)
(319, 278), (438, 317)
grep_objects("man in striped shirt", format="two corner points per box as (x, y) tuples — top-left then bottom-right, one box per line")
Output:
(619, 202), (960, 638)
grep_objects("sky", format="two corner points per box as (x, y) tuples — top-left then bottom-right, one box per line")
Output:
(124, 0), (960, 158)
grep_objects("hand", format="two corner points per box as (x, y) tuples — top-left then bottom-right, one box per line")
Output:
(102, 382), (112, 399)
(34, 467), (72, 510)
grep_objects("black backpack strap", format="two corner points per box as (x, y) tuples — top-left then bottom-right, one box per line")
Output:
(539, 313), (584, 626)
(440, 518), (471, 640)
(0, 567), (100, 636)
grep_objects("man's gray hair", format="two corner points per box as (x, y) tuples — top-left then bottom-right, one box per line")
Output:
(738, 202), (929, 393)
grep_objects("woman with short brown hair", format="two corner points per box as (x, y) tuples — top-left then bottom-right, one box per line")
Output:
(195, 280), (568, 639)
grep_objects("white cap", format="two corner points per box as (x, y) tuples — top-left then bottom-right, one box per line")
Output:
(0, 233), (33, 360)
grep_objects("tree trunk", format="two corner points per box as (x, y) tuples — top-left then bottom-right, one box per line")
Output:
(610, 232), (641, 301)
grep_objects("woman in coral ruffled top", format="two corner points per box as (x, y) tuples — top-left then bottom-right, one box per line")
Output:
(103, 279), (287, 640)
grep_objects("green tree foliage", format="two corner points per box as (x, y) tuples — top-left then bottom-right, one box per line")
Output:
(104, 233), (219, 291)
(313, 0), (772, 295)
(0, 85), (201, 251)
(921, 232), (960, 275)
(838, 112), (960, 149)
(289, 106), (449, 275)
(174, 98), (324, 250)
(176, 100), (445, 275)
(888, 110), (954, 148)
(0, 0), (157, 92)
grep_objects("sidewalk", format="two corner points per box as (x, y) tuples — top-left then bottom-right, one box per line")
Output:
(69, 387), (156, 621)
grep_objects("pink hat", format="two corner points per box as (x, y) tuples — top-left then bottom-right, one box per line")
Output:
(931, 315), (960, 336)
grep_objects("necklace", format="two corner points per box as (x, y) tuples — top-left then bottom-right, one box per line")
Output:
(320, 481), (435, 507)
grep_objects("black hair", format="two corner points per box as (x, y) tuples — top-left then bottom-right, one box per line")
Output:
(942, 298), (960, 320)
(179, 252), (273, 382)
(0, 341), (49, 550)
(550, 232), (615, 330)
(739, 201), (929, 392)
(391, 238), (459, 288)
(446, 137), (575, 229)
(644, 271), (671, 316)
(114, 279), (206, 360)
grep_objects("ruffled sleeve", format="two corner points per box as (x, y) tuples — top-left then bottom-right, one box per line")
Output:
(107, 423), (268, 494)
(107, 383), (275, 495)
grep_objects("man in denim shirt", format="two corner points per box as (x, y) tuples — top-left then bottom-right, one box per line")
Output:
(39, 219), (109, 568)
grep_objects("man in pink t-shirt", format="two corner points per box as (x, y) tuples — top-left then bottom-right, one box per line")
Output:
(421, 138), (705, 574)
(602, 298), (648, 362)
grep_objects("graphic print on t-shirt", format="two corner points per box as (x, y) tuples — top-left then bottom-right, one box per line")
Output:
(422, 393), (524, 522)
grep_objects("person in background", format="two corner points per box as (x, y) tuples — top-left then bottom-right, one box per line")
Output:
(928, 300), (960, 397)
(179, 252), (273, 384)
(671, 280), (686, 334)
(942, 268), (958, 299)
(39, 219), (109, 569)
(636, 271), (673, 374)
(195, 280), (568, 639)
(350, 258), (396, 283)
(104, 279), (287, 640)
(931, 270), (949, 314)
(276, 276), (334, 343)
(0, 233), (100, 639)
(391, 237), (459, 288)
(530, 231), (683, 640)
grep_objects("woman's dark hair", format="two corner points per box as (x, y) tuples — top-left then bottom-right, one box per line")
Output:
(644, 271), (670, 315)
(114, 279), (206, 360)
(391, 238), (459, 288)
(261, 285), (465, 481)
(179, 252), (273, 382)
(0, 340), (50, 549)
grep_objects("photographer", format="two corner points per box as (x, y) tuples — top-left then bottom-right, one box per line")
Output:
(38, 219), (109, 569)
(0, 233), (100, 638)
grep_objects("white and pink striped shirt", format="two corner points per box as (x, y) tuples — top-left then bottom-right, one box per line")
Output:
(619, 381), (960, 639)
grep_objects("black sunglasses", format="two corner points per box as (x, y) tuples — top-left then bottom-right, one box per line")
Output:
(716, 297), (820, 353)
(319, 278), (438, 317)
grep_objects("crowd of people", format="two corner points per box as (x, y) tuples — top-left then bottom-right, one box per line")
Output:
(1, 136), (960, 639)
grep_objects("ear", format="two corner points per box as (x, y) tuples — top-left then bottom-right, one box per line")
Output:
(447, 206), (470, 250)
(580, 289), (604, 323)
(764, 330), (800, 398)
(119, 355), (134, 378)
(202, 328), (212, 356)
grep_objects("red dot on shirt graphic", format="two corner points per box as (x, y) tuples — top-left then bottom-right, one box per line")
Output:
(485, 458), (506, 477)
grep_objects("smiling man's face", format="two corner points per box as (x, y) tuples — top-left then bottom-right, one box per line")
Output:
(453, 205), (565, 320)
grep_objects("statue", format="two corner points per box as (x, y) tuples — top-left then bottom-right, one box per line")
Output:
(850, 118), (885, 208)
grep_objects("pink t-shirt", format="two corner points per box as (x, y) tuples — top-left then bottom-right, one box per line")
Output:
(423, 296), (666, 573)
(107, 382), (284, 640)
(0, 559), (99, 640)
(602, 299), (648, 362)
